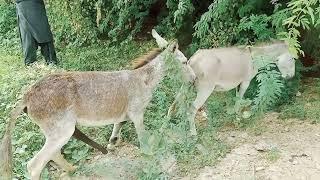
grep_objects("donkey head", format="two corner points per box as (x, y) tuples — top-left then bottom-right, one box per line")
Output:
(151, 29), (196, 83)
(273, 42), (295, 79)
(276, 52), (295, 79)
(254, 41), (295, 79)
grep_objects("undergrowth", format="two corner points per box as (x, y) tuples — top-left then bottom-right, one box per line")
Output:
(279, 78), (320, 122)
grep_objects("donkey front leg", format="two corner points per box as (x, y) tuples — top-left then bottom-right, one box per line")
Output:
(107, 122), (126, 150)
(167, 86), (184, 117)
(188, 84), (215, 136)
(128, 112), (146, 147)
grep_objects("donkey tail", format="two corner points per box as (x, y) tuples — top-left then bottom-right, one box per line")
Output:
(0, 100), (26, 179)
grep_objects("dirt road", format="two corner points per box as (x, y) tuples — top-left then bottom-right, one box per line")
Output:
(195, 113), (320, 180)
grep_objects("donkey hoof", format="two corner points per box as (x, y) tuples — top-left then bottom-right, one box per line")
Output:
(67, 165), (77, 173)
(107, 143), (116, 150)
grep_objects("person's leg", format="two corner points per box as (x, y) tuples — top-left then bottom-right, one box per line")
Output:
(40, 41), (57, 65)
(17, 7), (38, 66)
(20, 25), (37, 65)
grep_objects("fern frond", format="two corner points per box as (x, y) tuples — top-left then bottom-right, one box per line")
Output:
(252, 56), (284, 112)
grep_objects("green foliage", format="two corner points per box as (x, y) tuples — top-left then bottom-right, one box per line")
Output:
(279, 102), (306, 120)
(279, 78), (320, 122)
(301, 27), (320, 62)
(275, 59), (302, 106)
(47, 0), (97, 47)
(252, 56), (285, 112)
(192, 0), (291, 48)
(279, 0), (320, 57)
(0, 4), (15, 36)
(59, 41), (155, 71)
(205, 91), (240, 127)
(238, 14), (274, 41)
(173, 0), (194, 29)
(0, 3), (19, 49)
(193, 0), (239, 47)
(266, 147), (281, 162)
(98, 0), (156, 41)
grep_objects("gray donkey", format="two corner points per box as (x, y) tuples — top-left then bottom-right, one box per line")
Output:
(0, 31), (195, 180)
(163, 41), (296, 136)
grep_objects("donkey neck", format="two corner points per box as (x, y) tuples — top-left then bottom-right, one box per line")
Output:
(250, 43), (287, 59)
(137, 53), (166, 88)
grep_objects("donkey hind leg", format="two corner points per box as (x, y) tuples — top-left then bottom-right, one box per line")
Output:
(27, 117), (76, 180)
(52, 152), (76, 172)
(107, 121), (126, 150)
(238, 80), (250, 99)
(188, 84), (215, 136)
(235, 80), (252, 116)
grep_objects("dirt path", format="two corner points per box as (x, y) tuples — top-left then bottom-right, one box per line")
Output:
(64, 112), (320, 180)
(193, 113), (320, 180)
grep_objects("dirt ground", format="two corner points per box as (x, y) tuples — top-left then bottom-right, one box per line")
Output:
(193, 113), (320, 180)
(59, 143), (141, 180)
(61, 112), (320, 180)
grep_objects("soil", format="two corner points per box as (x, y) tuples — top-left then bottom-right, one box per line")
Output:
(193, 113), (320, 180)
(60, 143), (142, 180)
(62, 112), (320, 180)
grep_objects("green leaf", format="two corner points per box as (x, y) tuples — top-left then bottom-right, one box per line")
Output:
(307, 7), (315, 24)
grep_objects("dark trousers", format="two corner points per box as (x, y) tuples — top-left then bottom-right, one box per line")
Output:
(20, 27), (57, 66)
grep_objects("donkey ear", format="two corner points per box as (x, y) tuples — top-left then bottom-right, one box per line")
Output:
(151, 29), (168, 49)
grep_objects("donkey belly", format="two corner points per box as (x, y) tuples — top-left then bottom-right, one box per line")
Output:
(213, 61), (251, 92)
(73, 96), (129, 127)
(76, 113), (127, 127)
(214, 81), (241, 92)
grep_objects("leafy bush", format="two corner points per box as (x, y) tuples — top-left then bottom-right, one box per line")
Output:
(0, 3), (19, 49)
(46, 0), (97, 47)
(279, 0), (320, 57)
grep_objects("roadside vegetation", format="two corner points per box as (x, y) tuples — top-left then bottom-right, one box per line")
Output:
(0, 0), (319, 179)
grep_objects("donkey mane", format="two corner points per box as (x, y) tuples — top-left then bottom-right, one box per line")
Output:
(254, 39), (286, 47)
(131, 48), (162, 69)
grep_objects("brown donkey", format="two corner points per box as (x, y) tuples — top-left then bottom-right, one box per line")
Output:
(0, 35), (195, 179)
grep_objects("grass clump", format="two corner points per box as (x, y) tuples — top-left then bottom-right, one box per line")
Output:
(265, 147), (281, 163)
